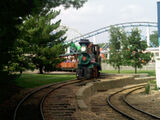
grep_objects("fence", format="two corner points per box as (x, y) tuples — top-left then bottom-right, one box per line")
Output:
(101, 62), (155, 71)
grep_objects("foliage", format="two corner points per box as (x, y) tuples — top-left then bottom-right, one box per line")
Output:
(145, 83), (151, 94)
(20, 10), (67, 74)
(0, 0), (87, 80)
(7, 39), (35, 74)
(144, 80), (159, 94)
(32, 44), (66, 73)
(108, 27), (153, 73)
(150, 31), (158, 47)
(108, 26), (127, 73)
(125, 28), (153, 73)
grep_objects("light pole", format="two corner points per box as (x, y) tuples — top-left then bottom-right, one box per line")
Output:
(156, 1), (160, 89)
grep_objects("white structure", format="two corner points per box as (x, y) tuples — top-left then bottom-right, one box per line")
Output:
(156, 1), (160, 88)
(92, 36), (96, 44)
(156, 58), (160, 88)
(146, 47), (159, 60)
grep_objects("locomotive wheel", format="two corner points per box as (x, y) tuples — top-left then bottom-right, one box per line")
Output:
(93, 67), (98, 78)
(84, 68), (92, 79)
(76, 68), (83, 80)
(98, 71), (100, 77)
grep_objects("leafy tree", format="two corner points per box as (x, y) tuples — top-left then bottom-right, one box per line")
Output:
(126, 28), (152, 73)
(108, 26), (127, 73)
(7, 39), (35, 74)
(42, 44), (65, 72)
(21, 10), (67, 74)
(150, 31), (158, 47)
(0, 0), (87, 78)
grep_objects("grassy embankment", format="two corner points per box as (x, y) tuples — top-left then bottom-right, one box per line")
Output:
(15, 73), (76, 88)
(101, 70), (156, 76)
(15, 70), (156, 88)
(101, 70), (157, 94)
(0, 71), (156, 104)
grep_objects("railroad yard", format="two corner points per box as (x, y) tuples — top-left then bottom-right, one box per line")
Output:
(1, 72), (160, 120)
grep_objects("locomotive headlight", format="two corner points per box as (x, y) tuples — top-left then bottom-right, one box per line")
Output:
(81, 46), (86, 52)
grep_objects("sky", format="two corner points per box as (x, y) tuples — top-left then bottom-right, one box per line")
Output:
(55, 0), (158, 42)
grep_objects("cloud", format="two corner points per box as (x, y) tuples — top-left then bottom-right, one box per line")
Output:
(53, 0), (157, 41)
(119, 5), (143, 20)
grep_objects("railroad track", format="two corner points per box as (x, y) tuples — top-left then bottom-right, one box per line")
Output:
(107, 85), (160, 120)
(13, 79), (84, 120)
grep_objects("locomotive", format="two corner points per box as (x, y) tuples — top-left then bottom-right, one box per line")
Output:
(57, 39), (101, 79)
(76, 39), (101, 79)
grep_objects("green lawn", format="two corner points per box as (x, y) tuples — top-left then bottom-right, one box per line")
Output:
(15, 73), (76, 88)
(0, 73), (76, 105)
(101, 70), (156, 76)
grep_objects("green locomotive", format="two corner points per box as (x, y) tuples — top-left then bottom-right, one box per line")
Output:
(76, 39), (101, 79)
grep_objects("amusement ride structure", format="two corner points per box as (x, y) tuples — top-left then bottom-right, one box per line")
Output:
(65, 21), (158, 58)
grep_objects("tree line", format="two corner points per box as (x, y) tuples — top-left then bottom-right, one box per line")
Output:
(108, 26), (153, 73)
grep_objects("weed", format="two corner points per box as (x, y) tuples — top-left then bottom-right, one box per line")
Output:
(145, 83), (151, 94)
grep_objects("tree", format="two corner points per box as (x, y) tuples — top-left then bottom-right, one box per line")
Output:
(42, 44), (66, 72)
(150, 31), (158, 47)
(0, 0), (87, 78)
(21, 10), (67, 74)
(108, 26), (127, 73)
(126, 28), (152, 73)
(7, 39), (35, 74)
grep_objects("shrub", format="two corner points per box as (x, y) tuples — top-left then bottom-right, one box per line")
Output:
(145, 83), (151, 94)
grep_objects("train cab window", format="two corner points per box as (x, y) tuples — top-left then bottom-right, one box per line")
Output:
(93, 45), (100, 55)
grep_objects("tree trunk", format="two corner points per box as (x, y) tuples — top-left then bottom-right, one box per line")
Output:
(118, 66), (120, 73)
(135, 66), (137, 74)
(39, 66), (43, 74)
(20, 70), (23, 74)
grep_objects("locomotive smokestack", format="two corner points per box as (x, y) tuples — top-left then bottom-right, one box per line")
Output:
(79, 39), (90, 47)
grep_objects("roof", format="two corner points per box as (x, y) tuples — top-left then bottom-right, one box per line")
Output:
(59, 52), (80, 57)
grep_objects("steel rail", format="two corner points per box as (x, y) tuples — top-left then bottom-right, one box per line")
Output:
(40, 80), (81, 120)
(123, 87), (160, 119)
(13, 79), (78, 120)
(107, 85), (149, 120)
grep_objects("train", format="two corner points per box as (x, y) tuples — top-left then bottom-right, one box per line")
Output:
(57, 39), (101, 79)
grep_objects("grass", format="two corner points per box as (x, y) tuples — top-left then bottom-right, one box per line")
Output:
(0, 73), (76, 105)
(145, 79), (159, 94)
(101, 70), (155, 76)
(15, 73), (76, 88)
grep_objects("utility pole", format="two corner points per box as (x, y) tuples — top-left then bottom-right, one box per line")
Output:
(156, 1), (160, 88)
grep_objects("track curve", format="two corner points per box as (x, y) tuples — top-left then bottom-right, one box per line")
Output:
(107, 85), (160, 120)
(123, 87), (160, 119)
(13, 79), (81, 120)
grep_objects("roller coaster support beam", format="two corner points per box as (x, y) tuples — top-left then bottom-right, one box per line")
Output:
(146, 27), (150, 47)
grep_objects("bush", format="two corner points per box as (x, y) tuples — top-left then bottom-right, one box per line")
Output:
(145, 83), (151, 94)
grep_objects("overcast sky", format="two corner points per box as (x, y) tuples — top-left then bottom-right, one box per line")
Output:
(56, 0), (158, 42)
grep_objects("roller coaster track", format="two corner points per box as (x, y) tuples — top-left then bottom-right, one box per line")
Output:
(67, 22), (157, 43)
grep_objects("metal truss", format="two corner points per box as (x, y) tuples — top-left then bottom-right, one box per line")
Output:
(67, 22), (157, 43)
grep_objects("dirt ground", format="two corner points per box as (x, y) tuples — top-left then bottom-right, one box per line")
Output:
(75, 86), (160, 120)
(126, 88), (160, 117)
(75, 88), (128, 120)
(1, 74), (160, 120)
